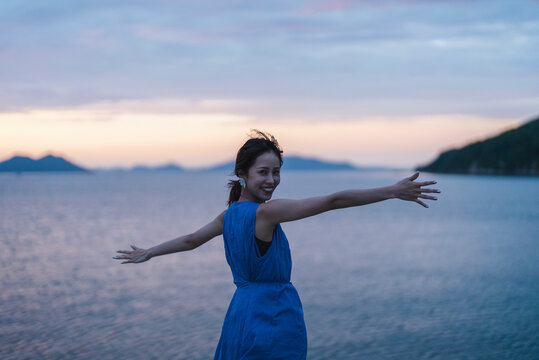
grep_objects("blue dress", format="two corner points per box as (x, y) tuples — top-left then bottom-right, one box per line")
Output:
(214, 201), (307, 360)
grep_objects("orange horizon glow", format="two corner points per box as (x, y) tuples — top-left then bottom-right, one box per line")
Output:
(0, 103), (527, 169)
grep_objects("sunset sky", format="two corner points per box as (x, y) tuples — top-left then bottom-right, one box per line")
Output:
(1, 0), (538, 169)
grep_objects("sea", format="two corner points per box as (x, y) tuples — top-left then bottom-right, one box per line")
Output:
(1, 170), (538, 360)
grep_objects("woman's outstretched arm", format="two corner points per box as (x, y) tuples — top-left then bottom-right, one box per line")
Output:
(258, 173), (440, 226)
(113, 210), (226, 264)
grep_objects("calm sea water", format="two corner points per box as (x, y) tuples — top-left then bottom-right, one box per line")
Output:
(1, 171), (538, 360)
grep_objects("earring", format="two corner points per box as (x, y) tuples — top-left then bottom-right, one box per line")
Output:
(239, 178), (246, 188)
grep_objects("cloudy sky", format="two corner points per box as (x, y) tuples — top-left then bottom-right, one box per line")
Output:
(1, 0), (538, 168)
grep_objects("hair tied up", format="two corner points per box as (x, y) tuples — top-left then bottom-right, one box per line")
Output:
(227, 179), (243, 206)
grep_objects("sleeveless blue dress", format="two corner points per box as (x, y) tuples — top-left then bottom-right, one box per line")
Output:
(214, 201), (308, 360)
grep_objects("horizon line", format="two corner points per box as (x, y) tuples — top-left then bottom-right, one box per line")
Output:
(0, 152), (410, 171)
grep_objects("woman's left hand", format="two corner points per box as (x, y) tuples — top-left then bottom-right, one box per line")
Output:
(393, 172), (440, 208)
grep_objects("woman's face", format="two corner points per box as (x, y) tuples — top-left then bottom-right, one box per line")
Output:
(242, 151), (281, 203)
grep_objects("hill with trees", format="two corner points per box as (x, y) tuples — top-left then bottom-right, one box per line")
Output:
(416, 117), (539, 176)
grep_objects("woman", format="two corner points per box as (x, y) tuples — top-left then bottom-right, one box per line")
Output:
(113, 130), (440, 359)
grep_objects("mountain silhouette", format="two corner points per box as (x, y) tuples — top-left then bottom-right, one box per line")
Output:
(204, 155), (365, 172)
(131, 163), (184, 172)
(0, 155), (89, 172)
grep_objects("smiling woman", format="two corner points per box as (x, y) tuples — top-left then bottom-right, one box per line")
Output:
(227, 131), (283, 206)
(113, 129), (440, 359)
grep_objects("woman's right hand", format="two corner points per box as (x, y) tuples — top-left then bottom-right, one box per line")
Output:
(113, 245), (151, 264)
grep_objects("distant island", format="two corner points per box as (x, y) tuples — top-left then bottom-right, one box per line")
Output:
(102, 156), (387, 172)
(0, 154), (390, 173)
(0, 155), (89, 173)
(203, 155), (379, 172)
(130, 163), (184, 172)
(417, 117), (539, 176)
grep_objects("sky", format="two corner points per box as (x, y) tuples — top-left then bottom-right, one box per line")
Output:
(1, 0), (538, 169)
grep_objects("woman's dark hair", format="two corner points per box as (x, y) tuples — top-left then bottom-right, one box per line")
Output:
(227, 130), (283, 206)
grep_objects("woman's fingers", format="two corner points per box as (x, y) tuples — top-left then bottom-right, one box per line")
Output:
(417, 181), (437, 186)
(116, 250), (131, 254)
(122, 256), (147, 264)
(421, 188), (441, 193)
(407, 172), (420, 181)
(418, 194), (437, 200)
(114, 255), (140, 263)
(114, 252), (140, 260)
(415, 198), (428, 208)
